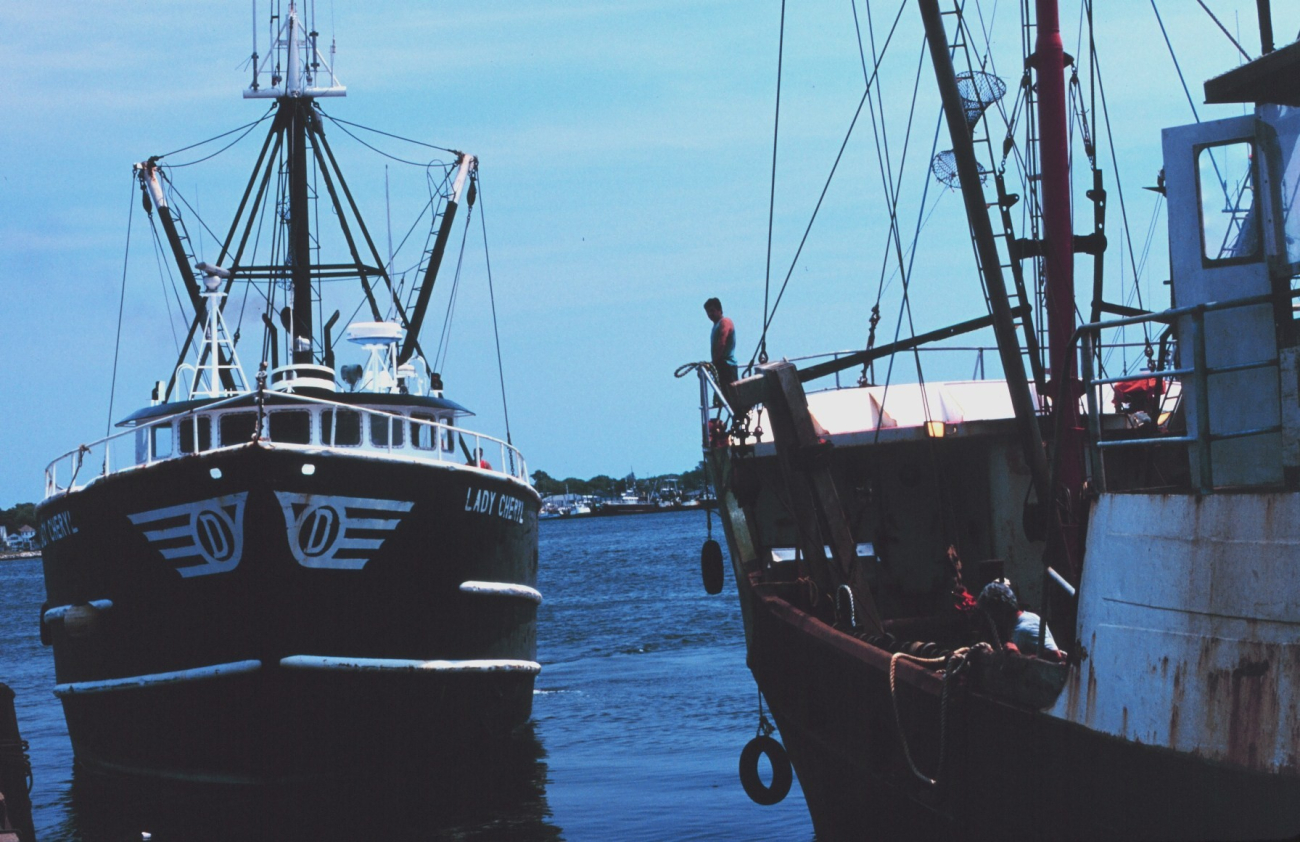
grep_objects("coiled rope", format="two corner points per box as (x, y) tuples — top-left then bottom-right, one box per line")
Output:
(0, 737), (33, 793)
(674, 361), (718, 380)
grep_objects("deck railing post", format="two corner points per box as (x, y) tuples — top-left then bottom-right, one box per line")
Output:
(1190, 308), (1214, 492)
(1081, 330), (1105, 492)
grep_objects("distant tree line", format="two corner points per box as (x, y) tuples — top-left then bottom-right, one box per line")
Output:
(0, 503), (36, 533)
(531, 461), (710, 497)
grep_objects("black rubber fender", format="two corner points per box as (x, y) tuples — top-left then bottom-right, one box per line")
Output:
(739, 735), (793, 805)
(38, 602), (50, 647)
(701, 540), (724, 595)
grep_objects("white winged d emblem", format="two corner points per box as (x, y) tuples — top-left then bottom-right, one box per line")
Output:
(274, 493), (413, 570)
(127, 493), (248, 578)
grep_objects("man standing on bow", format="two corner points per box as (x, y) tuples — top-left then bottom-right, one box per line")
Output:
(705, 297), (737, 406)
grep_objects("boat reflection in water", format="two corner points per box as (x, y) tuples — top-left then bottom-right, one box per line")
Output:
(59, 724), (559, 842)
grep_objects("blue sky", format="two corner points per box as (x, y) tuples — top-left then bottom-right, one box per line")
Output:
(1, 1), (1293, 506)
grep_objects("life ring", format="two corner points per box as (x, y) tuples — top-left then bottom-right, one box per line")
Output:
(739, 735), (792, 805)
(701, 540), (725, 595)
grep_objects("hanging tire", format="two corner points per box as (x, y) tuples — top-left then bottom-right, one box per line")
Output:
(739, 735), (793, 805)
(701, 540), (724, 594)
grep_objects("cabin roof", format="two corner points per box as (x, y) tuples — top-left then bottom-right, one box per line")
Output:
(1205, 40), (1300, 107)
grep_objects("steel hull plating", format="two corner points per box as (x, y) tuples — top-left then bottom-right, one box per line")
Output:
(37, 444), (540, 783)
(747, 588), (1300, 841)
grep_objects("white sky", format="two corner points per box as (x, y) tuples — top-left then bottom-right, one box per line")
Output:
(1, 0), (1295, 505)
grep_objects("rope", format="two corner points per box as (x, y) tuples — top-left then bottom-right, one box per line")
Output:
(888, 646), (980, 787)
(106, 175), (136, 436)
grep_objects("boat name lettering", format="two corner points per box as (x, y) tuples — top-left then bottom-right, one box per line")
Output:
(464, 488), (525, 525)
(38, 510), (78, 547)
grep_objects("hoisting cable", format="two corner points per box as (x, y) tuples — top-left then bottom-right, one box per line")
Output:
(320, 112), (457, 167)
(106, 175), (137, 437)
(477, 176), (514, 445)
(761, 0), (786, 366)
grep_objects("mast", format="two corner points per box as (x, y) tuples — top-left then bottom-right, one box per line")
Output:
(918, 0), (1053, 522)
(288, 95), (314, 364)
(242, 0), (346, 369)
(1032, 0), (1086, 579)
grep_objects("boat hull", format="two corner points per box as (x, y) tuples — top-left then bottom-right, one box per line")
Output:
(747, 587), (1300, 841)
(37, 443), (540, 783)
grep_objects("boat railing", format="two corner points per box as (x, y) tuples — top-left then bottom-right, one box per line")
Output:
(687, 344), (1013, 449)
(44, 390), (528, 499)
(1077, 290), (1297, 493)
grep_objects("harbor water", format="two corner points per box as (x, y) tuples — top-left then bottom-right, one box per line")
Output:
(0, 510), (814, 840)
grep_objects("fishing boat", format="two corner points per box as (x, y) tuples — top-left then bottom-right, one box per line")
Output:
(688, 1), (1300, 838)
(35, 2), (539, 784)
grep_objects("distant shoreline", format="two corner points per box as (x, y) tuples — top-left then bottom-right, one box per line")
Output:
(0, 550), (40, 561)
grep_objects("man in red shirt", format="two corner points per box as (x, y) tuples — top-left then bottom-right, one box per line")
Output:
(705, 297), (737, 405)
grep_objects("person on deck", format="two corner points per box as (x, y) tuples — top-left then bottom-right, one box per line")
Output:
(705, 297), (738, 405)
(467, 448), (492, 471)
(976, 579), (1066, 661)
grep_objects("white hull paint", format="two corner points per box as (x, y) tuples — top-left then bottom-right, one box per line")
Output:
(1051, 491), (1300, 773)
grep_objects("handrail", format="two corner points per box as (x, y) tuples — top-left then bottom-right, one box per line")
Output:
(45, 390), (528, 498)
(1076, 290), (1295, 494)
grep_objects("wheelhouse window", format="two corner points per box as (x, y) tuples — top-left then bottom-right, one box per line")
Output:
(370, 413), (405, 448)
(1197, 140), (1261, 265)
(322, 409), (362, 446)
(412, 413), (437, 450)
(269, 410), (312, 445)
(219, 412), (258, 447)
(152, 424), (172, 459)
(179, 416), (211, 454)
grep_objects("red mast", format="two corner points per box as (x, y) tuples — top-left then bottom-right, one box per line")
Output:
(1033, 0), (1085, 579)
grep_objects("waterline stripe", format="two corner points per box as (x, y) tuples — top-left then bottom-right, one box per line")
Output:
(54, 659), (262, 697)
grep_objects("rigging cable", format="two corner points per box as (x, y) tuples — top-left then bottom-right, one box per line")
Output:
(754, 0), (908, 367)
(751, 87), (871, 369)
(1194, 0), (1252, 60)
(1088, 0), (1166, 330)
(154, 108), (275, 166)
(147, 219), (187, 357)
(762, 0), (787, 366)
(478, 177), (514, 445)
(433, 207), (476, 373)
(873, 109), (945, 447)
(106, 176), (137, 437)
